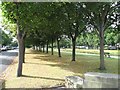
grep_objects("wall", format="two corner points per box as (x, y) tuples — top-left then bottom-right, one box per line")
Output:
(65, 72), (120, 89)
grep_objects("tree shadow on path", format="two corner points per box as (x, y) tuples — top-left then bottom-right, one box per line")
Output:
(22, 75), (64, 81)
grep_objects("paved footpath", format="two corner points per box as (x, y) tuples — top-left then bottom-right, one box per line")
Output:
(0, 49), (18, 75)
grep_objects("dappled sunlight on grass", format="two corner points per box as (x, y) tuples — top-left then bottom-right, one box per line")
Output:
(4, 49), (119, 88)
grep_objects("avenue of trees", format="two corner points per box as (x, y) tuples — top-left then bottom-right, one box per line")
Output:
(1, 2), (119, 77)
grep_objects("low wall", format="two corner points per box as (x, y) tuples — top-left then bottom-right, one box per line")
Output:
(83, 72), (120, 88)
(65, 72), (120, 89)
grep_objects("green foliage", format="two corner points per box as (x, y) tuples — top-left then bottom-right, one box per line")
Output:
(2, 2), (118, 47)
(60, 37), (71, 48)
(61, 3), (87, 38)
(76, 32), (99, 49)
(105, 28), (120, 45)
(84, 2), (118, 31)
(2, 30), (12, 46)
(11, 41), (18, 47)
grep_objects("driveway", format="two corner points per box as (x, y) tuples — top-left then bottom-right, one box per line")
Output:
(0, 49), (18, 75)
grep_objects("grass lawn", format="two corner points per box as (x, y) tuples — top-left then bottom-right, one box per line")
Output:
(61, 48), (119, 56)
(2, 49), (119, 88)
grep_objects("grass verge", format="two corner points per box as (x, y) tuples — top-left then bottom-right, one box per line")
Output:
(3, 49), (119, 88)
(61, 48), (119, 56)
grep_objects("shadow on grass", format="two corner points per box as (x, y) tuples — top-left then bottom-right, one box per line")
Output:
(27, 50), (118, 76)
(25, 49), (49, 55)
(25, 62), (42, 65)
(32, 55), (100, 76)
(22, 75), (64, 81)
(33, 57), (52, 61)
(26, 51), (49, 58)
(26, 50), (42, 54)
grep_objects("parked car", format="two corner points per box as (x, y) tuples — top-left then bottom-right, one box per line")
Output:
(1, 47), (7, 51)
(5, 46), (12, 50)
(12, 47), (17, 49)
(108, 46), (117, 50)
(76, 46), (87, 49)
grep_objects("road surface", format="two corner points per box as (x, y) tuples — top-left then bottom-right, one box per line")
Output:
(0, 49), (18, 75)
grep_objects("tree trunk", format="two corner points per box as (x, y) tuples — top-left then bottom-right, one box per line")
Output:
(33, 45), (35, 50)
(16, 3), (25, 77)
(36, 46), (39, 51)
(99, 27), (106, 70)
(46, 41), (48, 53)
(23, 40), (25, 63)
(51, 38), (53, 55)
(17, 37), (24, 77)
(34, 46), (36, 50)
(72, 37), (76, 61)
(39, 45), (41, 51)
(57, 38), (61, 57)
(43, 45), (45, 53)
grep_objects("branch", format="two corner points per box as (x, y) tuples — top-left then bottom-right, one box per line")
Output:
(21, 26), (27, 39)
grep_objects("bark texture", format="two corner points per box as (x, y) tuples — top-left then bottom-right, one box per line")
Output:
(17, 36), (24, 77)
(51, 38), (53, 55)
(72, 38), (76, 61)
(46, 41), (48, 53)
(57, 38), (61, 57)
(43, 45), (45, 53)
(99, 26), (105, 70)
(23, 40), (25, 63)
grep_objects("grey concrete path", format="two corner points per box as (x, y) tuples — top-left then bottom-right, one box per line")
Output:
(0, 49), (18, 75)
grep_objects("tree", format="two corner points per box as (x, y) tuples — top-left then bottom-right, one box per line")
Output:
(63, 3), (86, 61)
(85, 2), (118, 70)
(1, 30), (12, 46)
(2, 2), (36, 76)
(41, 3), (65, 57)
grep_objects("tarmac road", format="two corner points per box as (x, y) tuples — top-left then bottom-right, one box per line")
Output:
(0, 49), (18, 75)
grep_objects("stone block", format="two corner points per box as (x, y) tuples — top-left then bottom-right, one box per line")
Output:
(65, 76), (83, 89)
(83, 72), (120, 88)
(83, 80), (102, 88)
